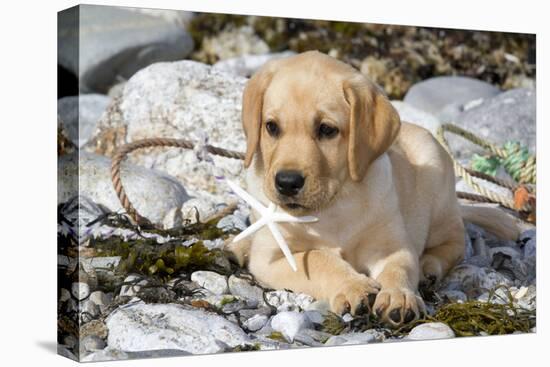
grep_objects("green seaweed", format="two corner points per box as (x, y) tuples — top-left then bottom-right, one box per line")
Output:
(91, 238), (218, 279)
(267, 331), (287, 342)
(232, 343), (261, 352)
(321, 312), (347, 335)
(425, 288), (535, 336)
(320, 287), (535, 337)
(220, 296), (237, 306)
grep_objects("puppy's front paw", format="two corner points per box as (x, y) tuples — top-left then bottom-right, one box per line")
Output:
(373, 288), (426, 327)
(329, 275), (380, 316)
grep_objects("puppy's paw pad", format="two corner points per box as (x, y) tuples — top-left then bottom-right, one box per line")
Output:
(373, 288), (425, 327)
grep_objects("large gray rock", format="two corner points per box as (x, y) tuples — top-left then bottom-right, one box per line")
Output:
(88, 61), (248, 206)
(403, 76), (500, 119)
(58, 5), (194, 93)
(58, 94), (111, 147)
(449, 88), (536, 158)
(391, 100), (441, 136)
(58, 152), (189, 227)
(106, 303), (251, 354)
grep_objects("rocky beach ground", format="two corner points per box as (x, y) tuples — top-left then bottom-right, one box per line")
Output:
(58, 6), (536, 362)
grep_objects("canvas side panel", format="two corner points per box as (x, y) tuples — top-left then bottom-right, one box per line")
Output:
(57, 4), (80, 362)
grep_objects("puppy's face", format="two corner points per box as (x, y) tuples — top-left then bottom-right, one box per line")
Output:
(242, 51), (401, 214)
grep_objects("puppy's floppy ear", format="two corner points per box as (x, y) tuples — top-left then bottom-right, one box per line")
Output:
(242, 63), (275, 168)
(343, 76), (401, 181)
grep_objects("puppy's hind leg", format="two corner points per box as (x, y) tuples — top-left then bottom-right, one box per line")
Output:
(421, 219), (465, 286)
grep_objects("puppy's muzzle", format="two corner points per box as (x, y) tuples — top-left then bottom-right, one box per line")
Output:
(275, 170), (305, 197)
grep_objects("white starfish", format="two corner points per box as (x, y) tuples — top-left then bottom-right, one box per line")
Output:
(226, 180), (318, 272)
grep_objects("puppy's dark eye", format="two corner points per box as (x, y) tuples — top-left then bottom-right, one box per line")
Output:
(265, 120), (280, 137)
(318, 123), (339, 139)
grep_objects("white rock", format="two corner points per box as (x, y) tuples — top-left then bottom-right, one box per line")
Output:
(84, 257), (121, 271)
(106, 303), (250, 354)
(59, 288), (72, 303)
(80, 348), (129, 362)
(217, 214), (248, 232)
(81, 335), (106, 352)
(58, 152), (190, 228)
(243, 314), (269, 332)
(71, 282), (90, 301)
(407, 322), (455, 340)
(265, 290), (315, 312)
(80, 299), (100, 322)
(57, 94), (111, 147)
(304, 310), (325, 325)
(270, 311), (313, 342)
(342, 313), (354, 322)
(228, 275), (264, 305)
(89, 61), (248, 205)
(89, 291), (112, 313)
(324, 330), (385, 346)
(515, 285), (536, 311)
(119, 275), (147, 298)
(191, 271), (229, 295)
(180, 197), (219, 225)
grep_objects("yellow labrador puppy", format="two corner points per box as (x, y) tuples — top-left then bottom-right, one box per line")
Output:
(230, 51), (518, 326)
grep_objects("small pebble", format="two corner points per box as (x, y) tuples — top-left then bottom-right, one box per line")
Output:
(228, 275), (264, 305)
(342, 313), (354, 322)
(407, 322), (455, 340)
(119, 275), (147, 297)
(81, 335), (106, 352)
(325, 331), (383, 346)
(191, 271), (229, 295)
(243, 314), (269, 331)
(59, 288), (71, 303)
(270, 311), (313, 342)
(71, 282), (90, 301)
(89, 291), (112, 313)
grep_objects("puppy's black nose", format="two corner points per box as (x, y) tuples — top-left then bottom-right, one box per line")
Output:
(275, 170), (305, 196)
